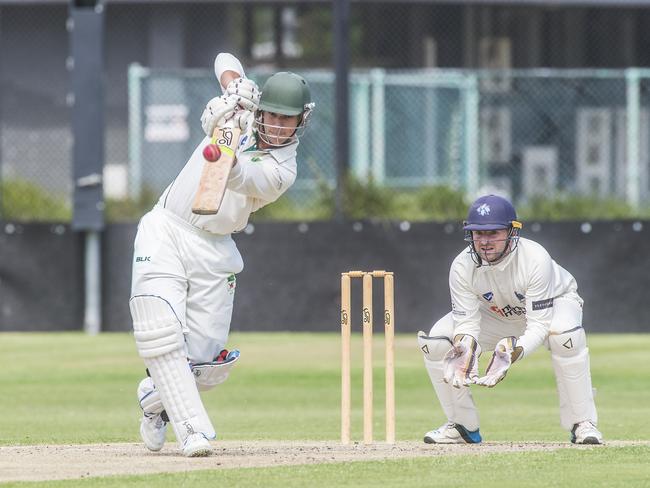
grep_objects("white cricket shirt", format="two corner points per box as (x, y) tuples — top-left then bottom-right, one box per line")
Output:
(449, 237), (582, 357)
(158, 136), (297, 235)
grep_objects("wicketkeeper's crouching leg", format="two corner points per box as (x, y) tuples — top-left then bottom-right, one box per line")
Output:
(131, 295), (216, 457)
(417, 312), (482, 444)
(548, 298), (602, 444)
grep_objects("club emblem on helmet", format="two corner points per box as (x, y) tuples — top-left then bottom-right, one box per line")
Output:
(477, 204), (491, 216)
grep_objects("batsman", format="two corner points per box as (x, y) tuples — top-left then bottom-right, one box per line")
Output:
(418, 194), (603, 445)
(130, 52), (315, 456)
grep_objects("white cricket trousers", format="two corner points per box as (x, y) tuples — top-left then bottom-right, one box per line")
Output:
(131, 206), (244, 363)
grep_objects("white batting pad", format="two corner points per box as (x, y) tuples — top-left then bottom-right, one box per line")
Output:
(549, 326), (598, 430)
(131, 295), (216, 445)
(418, 331), (480, 431)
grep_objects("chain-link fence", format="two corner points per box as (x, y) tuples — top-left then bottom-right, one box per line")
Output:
(477, 70), (650, 209)
(128, 67), (650, 219)
(0, 4), (72, 221)
(3, 1), (650, 223)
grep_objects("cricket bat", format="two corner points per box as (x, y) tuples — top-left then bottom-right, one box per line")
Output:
(191, 124), (241, 215)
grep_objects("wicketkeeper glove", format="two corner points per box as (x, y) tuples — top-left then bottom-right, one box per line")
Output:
(225, 77), (260, 112)
(476, 336), (523, 388)
(200, 94), (238, 136)
(442, 334), (481, 388)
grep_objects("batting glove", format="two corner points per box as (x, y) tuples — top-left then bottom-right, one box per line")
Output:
(200, 94), (238, 136)
(476, 336), (522, 388)
(232, 110), (255, 132)
(225, 77), (260, 112)
(443, 334), (480, 388)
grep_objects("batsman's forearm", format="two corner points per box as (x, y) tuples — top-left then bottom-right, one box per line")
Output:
(220, 70), (241, 90)
(214, 53), (246, 90)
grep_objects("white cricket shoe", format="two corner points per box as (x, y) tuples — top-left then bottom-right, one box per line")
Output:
(571, 421), (603, 444)
(182, 433), (212, 457)
(140, 413), (167, 452)
(424, 422), (482, 444)
(424, 422), (454, 443)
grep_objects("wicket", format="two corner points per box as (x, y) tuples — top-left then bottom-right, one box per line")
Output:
(340, 270), (395, 444)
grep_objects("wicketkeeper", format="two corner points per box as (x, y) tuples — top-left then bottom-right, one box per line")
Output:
(130, 52), (315, 457)
(418, 194), (603, 445)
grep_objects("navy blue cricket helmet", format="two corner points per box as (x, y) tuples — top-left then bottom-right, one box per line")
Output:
(464, 194), (519, 231)
(463, 194), (522, 265)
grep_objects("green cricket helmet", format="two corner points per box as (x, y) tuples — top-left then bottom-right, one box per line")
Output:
(256, 71), (315, 146)
(259, 72), (312, 115)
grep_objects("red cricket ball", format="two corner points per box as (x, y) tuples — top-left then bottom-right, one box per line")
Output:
(202, 144), (221, 162)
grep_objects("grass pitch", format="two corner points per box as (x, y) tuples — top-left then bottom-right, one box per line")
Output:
(0, 332), (648, 486)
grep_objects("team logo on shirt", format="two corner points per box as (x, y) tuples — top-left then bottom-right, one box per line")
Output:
(482, 291), (525, 316)
(227, 274), (237, 295)
(515, 291), (525, 302)
(477, 203), (491, 216)
(490, 304), (526, 317)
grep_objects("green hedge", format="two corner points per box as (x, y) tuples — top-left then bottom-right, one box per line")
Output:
(254, 177), (650, 222)
(252, 176), (470, 222)
(2, 177), (650, 223)
(0, 179), (70, 221)
(518, 194), (650, 220)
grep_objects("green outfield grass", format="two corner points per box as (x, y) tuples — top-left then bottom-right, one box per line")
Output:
(0, 332), (648, 487)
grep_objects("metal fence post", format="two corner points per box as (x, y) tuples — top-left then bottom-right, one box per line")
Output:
(626, 68), (641, 210)
(334, 0), (350, 220)
(370, 69), (386, 184)
(464, 74), (480, 198)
